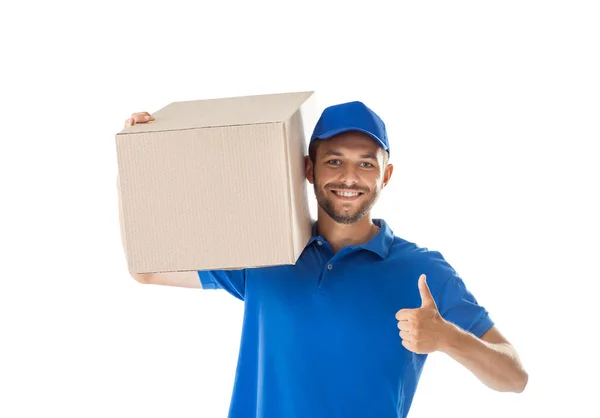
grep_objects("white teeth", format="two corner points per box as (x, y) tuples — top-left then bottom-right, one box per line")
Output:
(334, 191), (360, 197)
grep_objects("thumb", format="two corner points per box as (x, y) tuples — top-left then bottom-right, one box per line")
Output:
(418, 274), (436, 309)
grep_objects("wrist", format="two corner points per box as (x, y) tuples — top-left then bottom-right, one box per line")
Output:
(439, 320), (463, 354)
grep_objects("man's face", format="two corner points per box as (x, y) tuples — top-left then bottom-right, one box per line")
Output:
(306, 131), (393, 224)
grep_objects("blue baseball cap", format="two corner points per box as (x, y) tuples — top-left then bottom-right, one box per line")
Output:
(309, 101), (389, 155)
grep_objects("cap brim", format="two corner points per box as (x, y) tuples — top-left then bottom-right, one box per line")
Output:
(314, 127), (388, 152)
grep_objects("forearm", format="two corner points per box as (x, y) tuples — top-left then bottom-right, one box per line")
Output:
(440, 322), (528, 393)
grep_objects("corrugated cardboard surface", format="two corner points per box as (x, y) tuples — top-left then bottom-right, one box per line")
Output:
(283, 109), (314, 262)
(116, 91), (317, 274)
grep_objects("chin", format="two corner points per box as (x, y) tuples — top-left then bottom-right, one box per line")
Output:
(327, 208), (368, 224)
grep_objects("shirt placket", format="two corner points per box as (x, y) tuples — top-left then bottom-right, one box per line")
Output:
(315, 240), (356, 292)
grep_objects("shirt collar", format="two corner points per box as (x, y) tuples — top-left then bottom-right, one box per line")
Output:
(307, 218), (394, 259)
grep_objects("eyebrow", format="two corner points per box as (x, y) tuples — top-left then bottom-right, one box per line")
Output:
(322, 151), (378, 160)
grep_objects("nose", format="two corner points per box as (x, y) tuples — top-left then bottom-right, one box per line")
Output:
(338, 164), (360, 186)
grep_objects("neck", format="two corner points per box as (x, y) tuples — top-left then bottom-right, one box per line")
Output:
(316, 210), (380, 254)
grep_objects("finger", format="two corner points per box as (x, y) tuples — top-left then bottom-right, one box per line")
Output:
(399, 330), (411, 341)
(395, 308), (414, 321)
(131, 112), (155, 123)
(401, 339), (415, 353)
(397, 321), (411, 332)
(418, 274), (436, 309)
(124, 117), (134, 127)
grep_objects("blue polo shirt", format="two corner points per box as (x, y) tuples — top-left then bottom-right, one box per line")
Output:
(198, 219), (494, 418)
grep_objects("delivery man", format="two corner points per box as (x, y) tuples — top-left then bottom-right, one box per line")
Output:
(118, 101), (528, 418)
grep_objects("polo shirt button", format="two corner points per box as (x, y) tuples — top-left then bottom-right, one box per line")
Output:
(327, 264), (333, 270)
(317, 241), (323, 246)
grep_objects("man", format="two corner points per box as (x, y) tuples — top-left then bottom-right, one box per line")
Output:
(120, 101), (528, 418)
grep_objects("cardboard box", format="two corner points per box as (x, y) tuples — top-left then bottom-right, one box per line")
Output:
(116, 91), (317, 274)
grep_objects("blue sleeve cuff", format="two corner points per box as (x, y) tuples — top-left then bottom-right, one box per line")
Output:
(197, 271), (218, 289)
(469, 314), (495, 338)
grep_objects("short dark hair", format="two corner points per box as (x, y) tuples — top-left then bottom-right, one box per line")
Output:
(308, 141), (320, 165)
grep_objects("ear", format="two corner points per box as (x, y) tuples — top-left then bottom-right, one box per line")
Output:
(382, 163), (394, 188)
(305, 155), (314, 184)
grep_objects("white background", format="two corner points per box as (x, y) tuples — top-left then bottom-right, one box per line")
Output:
(1, 0), (598, 416)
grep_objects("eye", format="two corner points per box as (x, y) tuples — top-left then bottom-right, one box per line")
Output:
(327, 159), (342, 165)
(360, 162), (374, 168)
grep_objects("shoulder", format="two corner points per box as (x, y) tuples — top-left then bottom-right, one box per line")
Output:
(387, 234), (458, 291)
(388, 234), (453, 268)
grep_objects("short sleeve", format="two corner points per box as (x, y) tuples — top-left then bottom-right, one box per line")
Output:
(436, 274), (494, 338)
(423, 251), (494, 338)
(197, 269), (246, 301)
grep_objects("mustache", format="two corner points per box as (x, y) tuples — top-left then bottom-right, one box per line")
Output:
(326, 184), (369, 193)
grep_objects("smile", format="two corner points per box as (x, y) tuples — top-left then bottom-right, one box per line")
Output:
(330, 190), (364, 200)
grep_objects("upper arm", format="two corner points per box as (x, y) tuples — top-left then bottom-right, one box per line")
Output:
(131, 271), (202, 289)
(435, 274), (494, 338)
(423, 252), (494, 338)
(130, 269), (247, 299)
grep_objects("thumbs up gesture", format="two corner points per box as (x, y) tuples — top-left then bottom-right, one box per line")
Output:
(395, 274), (451, 354)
